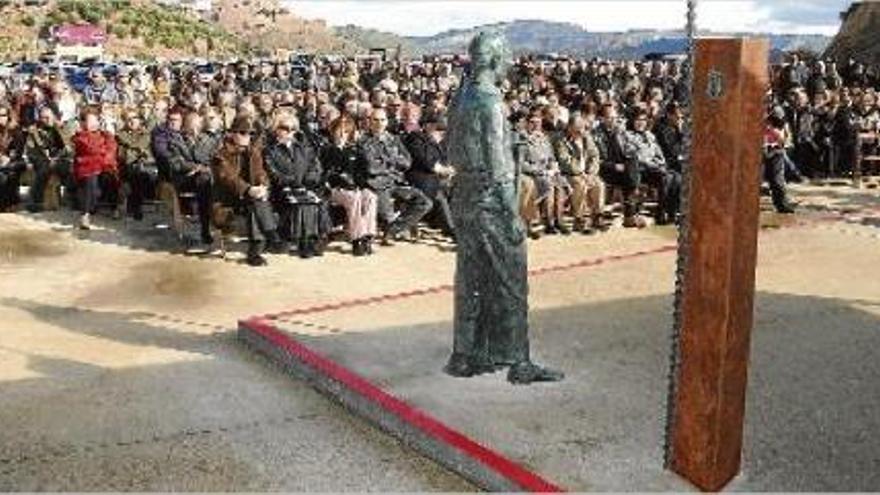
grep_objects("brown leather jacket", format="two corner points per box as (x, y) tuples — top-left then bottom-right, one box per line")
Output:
(211, 138), (269, 203)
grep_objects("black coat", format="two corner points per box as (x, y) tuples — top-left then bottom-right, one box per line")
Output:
(403, 130), (447, 194)
(263, 136), (322, 202)
(320, 143), (368, 190)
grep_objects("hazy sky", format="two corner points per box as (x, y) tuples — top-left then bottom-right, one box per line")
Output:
(286, 0), (851, 36)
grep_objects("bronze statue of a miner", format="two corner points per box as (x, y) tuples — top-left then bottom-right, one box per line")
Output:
(444, 31), (564, 385)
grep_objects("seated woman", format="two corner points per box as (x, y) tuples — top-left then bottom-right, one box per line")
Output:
(263, 111), (329, 259)
(320, 116), (378, 256)
(72, 107), (118, 230)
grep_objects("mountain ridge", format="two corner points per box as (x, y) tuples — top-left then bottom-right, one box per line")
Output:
(337, 19), (832, 59)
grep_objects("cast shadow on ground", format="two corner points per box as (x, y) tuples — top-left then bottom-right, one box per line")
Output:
(285, 291), (880, 492)
(1, 297), (227, 356)
(0, 297), (474, 492)
(12, 209), (459, 258)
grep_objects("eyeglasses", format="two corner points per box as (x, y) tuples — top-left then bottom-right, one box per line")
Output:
(235, 131), (254, 136)
(277, 125), (293, 132)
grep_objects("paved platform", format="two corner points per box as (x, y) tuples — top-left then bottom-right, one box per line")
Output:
(242, 207), (880, 491)
(3, 183), (879, 490)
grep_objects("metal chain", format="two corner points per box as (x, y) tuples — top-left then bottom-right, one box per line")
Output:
(664, 0), (697, 469)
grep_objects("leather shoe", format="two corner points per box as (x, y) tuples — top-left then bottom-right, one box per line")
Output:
(246, 253), (268, 267)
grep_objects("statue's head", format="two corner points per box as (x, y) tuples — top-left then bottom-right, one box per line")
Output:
(468, 30), (511, 83)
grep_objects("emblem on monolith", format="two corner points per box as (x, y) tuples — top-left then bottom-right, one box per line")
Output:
(443, 31), (564, 385)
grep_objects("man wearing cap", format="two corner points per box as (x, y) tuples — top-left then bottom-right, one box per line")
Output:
(116, 110), (157, 220)
(211, 116), (284, 266)
(403, 114), (456, 238)
(358, 107), (432, 242)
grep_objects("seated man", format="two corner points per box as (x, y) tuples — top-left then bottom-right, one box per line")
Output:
(0, 106), (25, 212)
(554, 112), (608, 234)
(211, 116), (285, 266)
(358, 108), (432, 243)
(25, 107), (72, 212)
(116, 110), (159, 220)
(594, 103), (645, 228)
(263, 112), (329, 258)
(625, 109), (681, 225)
(168, 110), (221, 245)
(402, 114), (456, 238)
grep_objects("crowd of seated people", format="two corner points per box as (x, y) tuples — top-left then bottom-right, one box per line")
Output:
(0, 52), (876, 265)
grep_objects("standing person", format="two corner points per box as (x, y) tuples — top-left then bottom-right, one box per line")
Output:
(211, 116), (284, 267)
(72, 108), (118, 230)
(24, 107), (72, 212)
(0, 106), (26, 211)
(321, 116), (378, 256)
(402, 114), (456, 238)
(554, 112), (608, 234)
(765, 113), (797, 214)
(263, 112), (328, 258)
(789, 90), (820, 179)
(445, 31), (563, 384)
(358, 108), (432, 243)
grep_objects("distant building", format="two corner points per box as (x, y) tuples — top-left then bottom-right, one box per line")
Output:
(49, 24), (107, 61)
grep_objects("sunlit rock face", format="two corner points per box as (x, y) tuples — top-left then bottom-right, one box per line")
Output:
(825, 1), (880, 65)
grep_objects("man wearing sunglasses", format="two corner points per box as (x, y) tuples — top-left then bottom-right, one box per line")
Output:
(263, 113), (327, 258)
(211, 116), (284, 266)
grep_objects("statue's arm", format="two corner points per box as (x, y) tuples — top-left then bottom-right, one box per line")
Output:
(479, 100), (510, 186)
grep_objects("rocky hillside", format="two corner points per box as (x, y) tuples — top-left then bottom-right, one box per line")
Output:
(825, 1), (880, 65)
(0, 0), (246, 60)
(210, 0), (358, 55)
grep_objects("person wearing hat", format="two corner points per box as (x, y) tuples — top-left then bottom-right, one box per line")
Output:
(402, 113), (456, 238)
(211, 115), (284, 266)
(116, 109), (158, 221)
